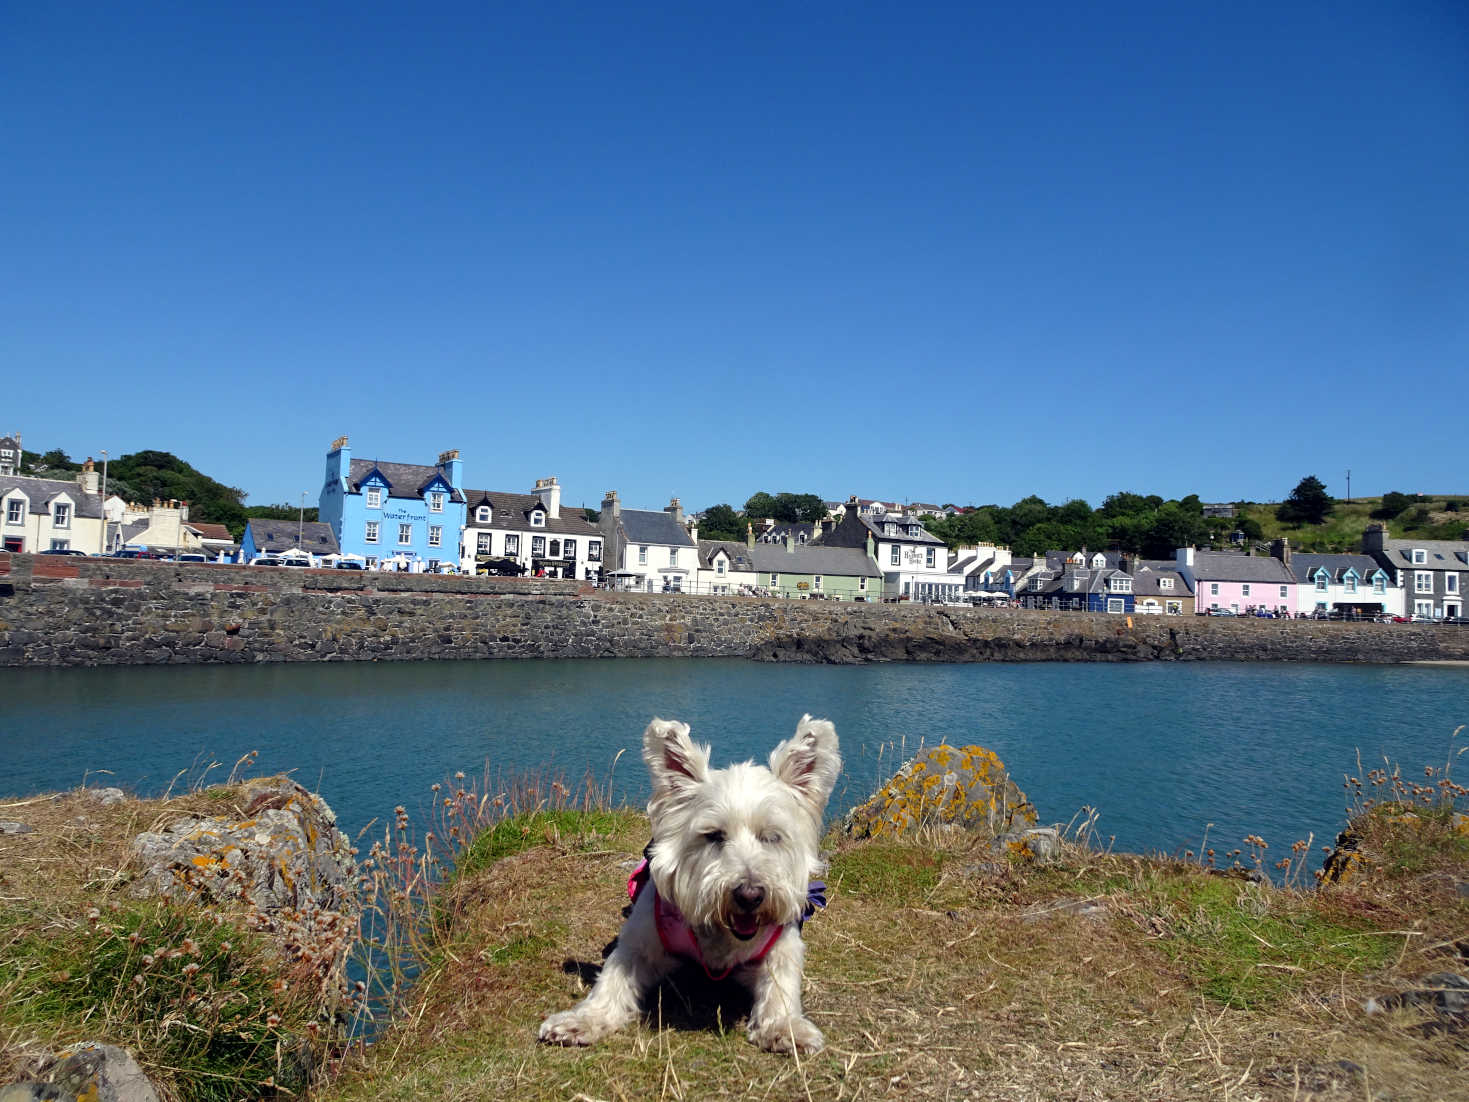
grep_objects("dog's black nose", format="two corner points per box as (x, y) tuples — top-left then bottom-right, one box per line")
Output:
(733, 884), (765, 912)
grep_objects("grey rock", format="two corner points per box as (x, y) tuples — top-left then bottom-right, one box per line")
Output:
(0, 821), (34, 835)
(0, 1043), (161, 1102)
(82, 787), (126, 806)
(992, 826), (1063, 865)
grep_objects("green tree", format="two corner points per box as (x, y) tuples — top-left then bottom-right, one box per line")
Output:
(699, 503), (744, 541)
(1276, 475), (1334, 525)
(744, 492), (777, 520)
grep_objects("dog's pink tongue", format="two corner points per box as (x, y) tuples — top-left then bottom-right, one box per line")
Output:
(732, 914), (761, 939)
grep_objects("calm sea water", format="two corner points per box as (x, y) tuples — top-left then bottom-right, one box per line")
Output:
(3, 659), (1466, 863)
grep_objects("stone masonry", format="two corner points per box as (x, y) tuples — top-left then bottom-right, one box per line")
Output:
(2, 553), (1467, 667)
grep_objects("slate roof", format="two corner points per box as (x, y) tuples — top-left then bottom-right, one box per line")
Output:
(463, 490), (599, 537)
(1368, 538), (1469, 571)
(1130, 564), (1192, 597)
(1188, 551), (1296, 584)
(192, 523), (236, 543)
(0, 474), (106, 519)
(755, 522), (817, 545)
(347, 459), (465, 503)
(860, 515), (945, 545)
(1289, 553), (1390, 585)
(243, 520), (341, 556)
(747, 543), (884, 578)
(619, 508), (696, 548)
(698, 540), (757, 572)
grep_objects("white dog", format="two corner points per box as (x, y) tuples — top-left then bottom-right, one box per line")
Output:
(539, 714), (841, 1055)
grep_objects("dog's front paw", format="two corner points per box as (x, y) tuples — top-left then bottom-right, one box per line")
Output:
(539, 1009), (616, 1047)
(750, 1015), (825, 1055)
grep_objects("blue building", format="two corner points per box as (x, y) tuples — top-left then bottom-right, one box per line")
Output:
(318, 436), (467, 571)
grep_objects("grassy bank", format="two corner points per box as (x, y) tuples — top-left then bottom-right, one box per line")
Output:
(3, 761), (1467, 1101)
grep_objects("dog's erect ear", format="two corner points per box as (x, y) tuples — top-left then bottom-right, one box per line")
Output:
(643, 718), (710, 800)
(769, 714), (841, 818)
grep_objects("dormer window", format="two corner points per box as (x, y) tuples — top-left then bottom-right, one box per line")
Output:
(5, 498), (24, 525)
(716, 556), (726, 577)
(1315, 572), (1328, 592)
(429, 491), (445, 513)
(1412, 548), (1427, 565)
(53, 502), (71, 528)
(476, 506), (490, 524)
(365, 487), (383, 509)
(530, 510), (545, 527)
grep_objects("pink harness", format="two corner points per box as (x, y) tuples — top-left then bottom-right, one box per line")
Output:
(627, 859), (782, 981)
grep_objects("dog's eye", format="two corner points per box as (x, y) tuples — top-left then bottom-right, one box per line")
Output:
(702, 830), (726, 847)
(759, 831), (783, 846)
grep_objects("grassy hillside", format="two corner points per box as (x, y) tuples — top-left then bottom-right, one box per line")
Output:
(1236, 495), (1469, 553)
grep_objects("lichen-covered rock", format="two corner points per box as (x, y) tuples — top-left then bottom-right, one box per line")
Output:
(1321, 809), (1469, 885)
(0, 1042), (161, 1102)
(128, 777), (359, 986)
(0, 821), (33, 835)
(991, 825), (1062, 865)
(843, 744), (1036, 840)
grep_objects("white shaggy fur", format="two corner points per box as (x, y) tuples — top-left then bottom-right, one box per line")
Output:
(538, 715), (841, 1055)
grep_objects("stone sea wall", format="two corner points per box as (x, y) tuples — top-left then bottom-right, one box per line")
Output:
(2, 552), (1467, 668)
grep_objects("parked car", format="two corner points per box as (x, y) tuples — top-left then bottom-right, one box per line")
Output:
(173, 553), (209, 563)
(38, 548), (88, 556)
(334, 559), (365, 570)
(113, 549), (166, 559)
(249, 555), (284, 567)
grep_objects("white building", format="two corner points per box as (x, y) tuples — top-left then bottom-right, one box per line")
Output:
(1, 459), (124, 555)
(460, 477), (602, 580)
(598, 492), (698, 592)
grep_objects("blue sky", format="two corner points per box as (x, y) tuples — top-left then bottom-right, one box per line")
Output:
(3, 2), (1465, 514)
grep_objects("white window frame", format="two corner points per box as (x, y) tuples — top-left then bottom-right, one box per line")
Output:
(1344, 575), (1357, 593)
(859, 576), (868, 592)
(530, 511), (545, 527)
(638, 545), (648, 565)
(770, 572), (780, 586)
(428, 525), (442, 548)
(925, 547), (935, 568)
(1279, 585), (1288, 598)
(1107, 597), (1125, 614)
(813, 575), (823, 591)
(476, 532), (492, 555)
(890, 545), (900, 566)
(5, 499), (24, 525)
(53, 502), (71, 528)
(476, 505), (490, 523)
(1110, 576), (1132, 593)
(532, 535), (546, 556)
(398, 523), (413, 545)
(1242, 584), (1251, 597)
(1373, 576), (1385, 594)
(588, 540), (601, 562)
(1412, 549), (1427, 565)
(365, 521), (379, 544)
(1415, 571), (1434, 593)
(669, 548), (679, 568)
(365, 487), (383, 509)
(505, 534), (519, 555)
(1160, 578), (1173, 590)
(429, 491), (444, 513)
(1447, 574), (1459, 594)
(564, 538), (576, 559)
(716, 557), (726, 577)
(49, 538), (70, 551)
(1210, 583), (1219, 596)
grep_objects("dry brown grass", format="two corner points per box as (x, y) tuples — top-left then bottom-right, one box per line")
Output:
(318, 816), (1469, 1102)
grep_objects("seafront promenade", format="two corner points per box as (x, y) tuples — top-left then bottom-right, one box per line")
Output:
(3, 552), (1467, 668)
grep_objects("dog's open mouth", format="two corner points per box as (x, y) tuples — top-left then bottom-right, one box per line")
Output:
(730, 913), (762, 940)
